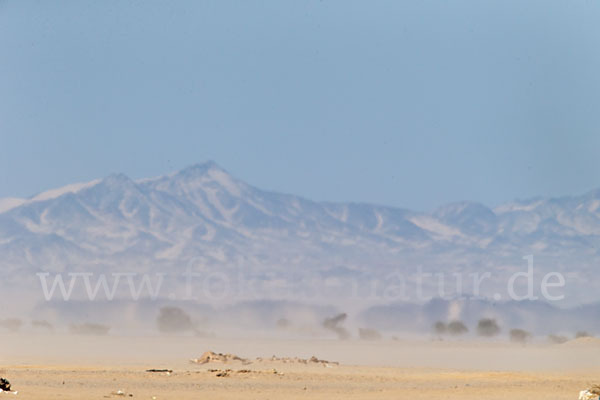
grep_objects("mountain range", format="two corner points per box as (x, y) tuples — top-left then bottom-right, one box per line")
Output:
(1, 161), (599, 313)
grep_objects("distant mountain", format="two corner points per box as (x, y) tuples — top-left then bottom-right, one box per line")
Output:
(1, 161), (599, 309)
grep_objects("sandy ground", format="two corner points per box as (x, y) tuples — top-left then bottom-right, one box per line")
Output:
(1, 334), (599, 399)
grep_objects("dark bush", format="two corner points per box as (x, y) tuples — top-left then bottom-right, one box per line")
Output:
(477, 318), (500, 337)
(32, 320), (54, 330)
(433, 321), (447, 335)
(156, 306), (193, 333)
(447, 320), (468, 335)
(69, 322), (110, 336)
(509, 328), (531, 344)
(276, 318), (290, 329)
(0, 318), (22, 332)
(358, 328), (382, 340)
(322, 313), (350, 340)
(548, 334), (568, 344)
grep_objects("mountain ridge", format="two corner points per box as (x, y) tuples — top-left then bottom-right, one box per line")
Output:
(1, 161), (599, 306)
(4, 161), (599, 218)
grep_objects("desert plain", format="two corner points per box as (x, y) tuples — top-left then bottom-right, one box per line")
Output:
(1, 334), (599, 399)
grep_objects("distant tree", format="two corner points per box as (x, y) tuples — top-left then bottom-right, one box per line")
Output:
(322, 313), (350, 340)
(509, 328), (531, 344)
(575, 331), (593, 339)
(547, 334), (568, 344)
(69, 322), (110, 336)
(477, 318), (501, 337)
(433, 321), (447, 335)
(156, 306), (193, 333)
(276, 318), (290, 329)
(447, 320), (468, 335)
(358, 328), (382, 341)
(0, 318), (23, 333)
(32, 320), (54, 330)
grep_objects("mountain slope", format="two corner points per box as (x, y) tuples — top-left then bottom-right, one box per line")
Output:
(1, 161), (599, 305)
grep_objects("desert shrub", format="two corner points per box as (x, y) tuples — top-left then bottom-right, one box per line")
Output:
(358, 328), (382, 340)
(276, 318), (290, 329)
(576, 331), (593, 338)
(32, 320), (54, 330)
(69, 322), (110, 336)
(447, 320), (468, 335)
(322, 313), (350, 340)
(433, 321), (447, 335)
(477, 318), (501, 337)
(548, 334), (568, 344)
(0, 318), (23, 332)
(156, 306), (193, 333)
(509, 328), (531, 344)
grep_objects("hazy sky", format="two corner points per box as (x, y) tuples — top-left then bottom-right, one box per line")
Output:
(1, 0), (599, 211)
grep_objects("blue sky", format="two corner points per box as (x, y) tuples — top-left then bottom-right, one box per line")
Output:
(1, 0), (599, 211)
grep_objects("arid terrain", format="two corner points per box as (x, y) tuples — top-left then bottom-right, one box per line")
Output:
(1, 334), (599, 399)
